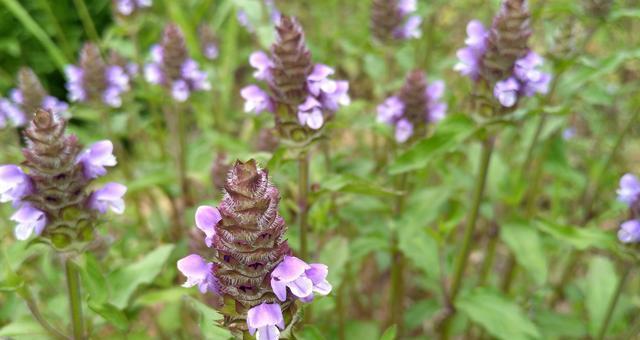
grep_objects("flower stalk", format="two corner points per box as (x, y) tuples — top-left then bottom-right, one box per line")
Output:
(298, 151), (310, 259)
(65, 257), (84, 340)
(597, 266), (632, 340)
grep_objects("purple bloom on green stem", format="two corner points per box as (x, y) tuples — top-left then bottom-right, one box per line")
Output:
(11, 203), (46, 240)
(171, 80), (190, 102)
(250, 51), (273, 81)
(398, 0), (417, 15)
(270, 255), (332, 302)
(115, 0), (152, 16)
(494, 77), (519, 107)
(0, 99), (26, 127)
(177, 254), (218, 294)
(144, 63), (163, 84)
(514, 51), (551, 96)
(454, 20), (488, 81)
(42, 96), (69, 114)
(618, 220), (640, 243)
(195, 205), (221, 247)
(0, 165), (32, 204)
(320, 80), (350, 112)
(204, 43), (219, 60)
(89, 182), (127, 214)
(394, 15), (422, 39)
(377, 96), (405, 124)
(247, 303), (285, 340)
(307, 64), (335, 96)
(77, 140), (117, 179)
(181, 59), (211, 91)
(395, 118), (413, 143)
(617, 173), (640, 206)
(241, 85), (274, 114)
(65, 65), (87, 102)
(297, 96), (324, 130)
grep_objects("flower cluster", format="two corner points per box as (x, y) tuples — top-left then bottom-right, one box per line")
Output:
(241, 16), (349, 133)
(198, 24), (219, 61)
(177, 160), (331, 339)
(144, 24), (211, 102)
(0, 68), (68, 129)
(65, 43), (131, 108)
(454, 0), (550, 108)
(113, 0), (152, 16)
(616, 174), (640, 243)
(371, 0), (422, 43)
(377, 70), (447, 143)
(0, 109), (125, 248)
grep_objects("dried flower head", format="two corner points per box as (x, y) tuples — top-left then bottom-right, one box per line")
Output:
(177, 160), (331, 339)
(0, 109), (125, 250)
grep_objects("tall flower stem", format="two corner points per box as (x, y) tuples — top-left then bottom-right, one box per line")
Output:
(390, 172), (408, 334)
(65, 257), (84, 340)
(177, 103), (190, 206)
(597, 266), (632, 340)
(440, 136), (495, 337)
(71, 0), (101, 47)
(298, 150), (310, 260)
(17, 286), (68, 339)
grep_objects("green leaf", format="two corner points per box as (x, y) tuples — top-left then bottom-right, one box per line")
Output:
(88, 302), (129, 331)
(389, 114), (476, 174)
(380, 325), (397, 340)
(0, 319), (46, 337)
(534, 310), (587, 339)
(108, 244), (175, 309)
(320, 174), (400, 197)
(318, 237), (350, 287)
(298, 325), (326, 340)
(135, 287), (188, 307)
(79, 253), (108, 304)
(187, 296), (231, 339)
(585, 256), (619, 336)
(610, 8), (640, 20)
(456, 288), (541, 340)
(500, 221), (548, 285)
(535, 219), (618, 251)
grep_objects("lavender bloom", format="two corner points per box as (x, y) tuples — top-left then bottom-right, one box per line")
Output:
(617, 174), (640, 206)
(618, 220), (640, 243)
(247, 303), (285, 340)
(562, 127), (576, 140)
(198, 24), (219, 60)
(371, 0), (422, 43)
(270, 256), (332, 302)
(514, 51), (551, 96)
(65, 65), (87, 102)
(11, 203), (46, 240)
(241, 85), (274, 114)
(0, 165), (32, 204)
(377, 96), (405, 124)
(114, 0), (152, 16)
(494, 77), (519, 107)
(0, 99), (26, 127)
(237, 10), (254, 33)
(395, 119), (414, 143)
(195, 205), (221, 247)
(77, 140), (117, 179)
(394, 15), (422, 39)
(297, 96), (324, 130)
(88, 182), (127, 214)
(144, 25), (211, 102)
(454, 20), (489, 81)
(177, 254), (218, 294)
(250, 52), (273, 82)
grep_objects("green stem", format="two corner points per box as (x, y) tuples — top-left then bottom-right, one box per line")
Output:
(72, 0), (100, 46)
(17, 286), (68, 340)
(441, 137), (495, 337)
(477, 227), (498, 286)
(65, 257), (84, 340)
(298, 151), (310, 260)
(390, 173), (408, 334)
(38, 0), (73, 60)
(177, 104), (190, 206)
(596, 266), (632, 340)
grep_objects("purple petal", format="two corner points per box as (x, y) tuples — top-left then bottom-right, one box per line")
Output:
(195, 205), (221, 247)
(427, 80), (445, 100)
(270, 278), (288, 301)
(494, 77), (520, 107)
(377, 96), (405, 124)
(305, 264), (328, 284)
(10, 89), (23, 104)
(617, 173), (640, 205)
(103, 86), (123, 108)
(246, 303), (284, 333)
(249, 51), (273, 80)
(397, 0), (416, 15)
(89, 182), (127, 214)
(116, 0), (134, 15)
(308, 64), (334, 81)
(619, 220), (640, 243)
(465, 20), (488, 49)
(77, 140), (117, 179)
(106, 66), (130, 91)
(11, 203), (46, 240)
(306, 110), (324, 130)
(144, 63), (163, 84)
(177, 254), (217, 293)
(0, 165), (32, 204)
(241, 85), (273, 114)
(150, 44), (163, 63)
(172, 80), (190, 102)
(395, 119), (413, 143)
(394, 15), (422, 39)
(271, 256), (310, 282)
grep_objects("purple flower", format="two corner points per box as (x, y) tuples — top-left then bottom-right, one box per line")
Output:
(11, 203), (46, 240)
(237, 10), (254, 33)
(144, 63), (163, 84)
(514, 51), (551, 97)
(181, 59), (211, 91)
(395, 118), (414, 143)
(320, 80), (350, 111)
(618, 220), (640, 243)
(115, 0), (152, 16)
(42, 96), (69, 114)
(241, 85), (274, 114)
(0, 99), (26, 127)
(454, 20), (488, 81)
(562, 127), (576, 140)
(297, 96), (324, 130)
(88, 182), (127, 214)
(494, 77), (520, 107)
(377, 96), (405, 124)
(204, 43), (219, 60)
(307, 64), (336, 96)
(10, 89), (22, 104)
(246, 303), (285, 340)
(195, 205), (221, 247)
(397, 0), (417, 15)
(250, 51), (273, 81)
(64, 65), (87, 102)
(172, 80), (190, 102)
(0, 165), (32, 204)
(151, 44), (164, 63)
(617, 173), (640, 206)
(270, 255), (332, 302)
(394, 15), (422, 39)
(77, 140), (117, 179)
(177, 254), (218, 294)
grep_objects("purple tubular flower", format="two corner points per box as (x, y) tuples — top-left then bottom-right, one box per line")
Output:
(144, 63), (163, 84)
(250, 51), (273, 81)
(65, 65), (87, 102)
(395, 118), (414, 143)
(514, 51), (551, 96)
(398, 0), (417, 15)
(177, 254), (218, 294)
(0, 99), (26, 127)
(237, 10), (254, 33)
(270, 256), (332, 303)
(89, 182), (127, 214)
(297, 96), (324, 130)
(11, 203), (47, 240)
(171, 80), (190, 102)
(195, 205), (221, 247)
(454, 20), (488, 81)
(307, 64), (335, 96)
(42, 96), (69, 114)
(377, 96), (405, 124)
(77, 140), (117, 179)
(617, 173), (640, 206)
(618, 220), (640, 243)
(241, 85), (274, 114)
(394, 15), (422, 39)
(204, 43), (219, 60)
(494, 77), (520, 107)
(247, 303), (285, 340)
(0, 165), (32, 204)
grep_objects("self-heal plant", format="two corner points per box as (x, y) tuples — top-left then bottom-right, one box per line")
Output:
(177, 160), (331, 339)
(371, 0), (422, 43)
(65, 43), (131, 108)
(144, 24), (211, 102)
(240, 15), (349, 141)
(377, 70), (447, 143)
(454, 0), (551, 110)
